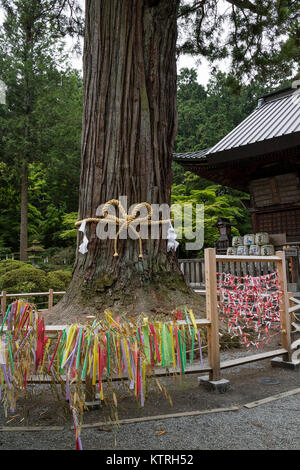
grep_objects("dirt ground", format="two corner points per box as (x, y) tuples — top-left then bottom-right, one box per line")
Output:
(0, 332), (300, 450)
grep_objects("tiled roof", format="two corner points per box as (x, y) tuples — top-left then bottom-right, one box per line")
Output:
(173, 84), (300, 164)
(207, 90), (300, 157)
(173, 148), (210, 161)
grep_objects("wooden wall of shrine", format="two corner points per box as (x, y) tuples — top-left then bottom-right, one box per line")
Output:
(249, 172), (300, 243)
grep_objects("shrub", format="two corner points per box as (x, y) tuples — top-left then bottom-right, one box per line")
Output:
(0, 266), (49, 293)
(47, 270), (72, 291)
(0, 260), (29, 277)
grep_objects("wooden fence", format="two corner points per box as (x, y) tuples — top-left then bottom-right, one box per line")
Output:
(0, 289), (65, 316)
(179, 253), (299, 290)
(178, 258), (205, 288)
(178, 257), (278, 289)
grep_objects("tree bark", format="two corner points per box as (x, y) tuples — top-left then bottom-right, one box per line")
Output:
(48, 0), (204, 323)
(19, 13), (32, 262)
(19, 162), (28, 262)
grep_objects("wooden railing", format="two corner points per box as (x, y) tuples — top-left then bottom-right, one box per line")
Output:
(0, 289), (66, 316)
(179, 254), (300, 290)
(178, 258), (205, 288)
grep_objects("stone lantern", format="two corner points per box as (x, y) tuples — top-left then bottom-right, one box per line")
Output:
(214, 218), (233, 254)
(26, 240), (44, 268)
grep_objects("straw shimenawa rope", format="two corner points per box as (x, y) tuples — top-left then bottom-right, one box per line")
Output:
(75, 199), (172, 259)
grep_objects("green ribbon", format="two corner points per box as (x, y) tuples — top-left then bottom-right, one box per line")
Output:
(177, 329), (184, 373)
(162, 324), (173, 367)
(59, 329), (66, 373)
(190, 327), (195, 365)
(106, 331), (110, 375)
(7, 333), (14, 374)
(184, 308), (192, 337)
(0, 304), (11, 335)
(183, 326), (187, 368)
(142, 326), (151, 364)
(81, 320), (97, 379)
(75, 327), (83, 371)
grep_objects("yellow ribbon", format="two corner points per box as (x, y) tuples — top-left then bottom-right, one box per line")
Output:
(189, 310), (198, 339)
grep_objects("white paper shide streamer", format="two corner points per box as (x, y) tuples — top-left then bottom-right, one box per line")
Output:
(167, 221), (179, 252)
(78, 220), (89, 254)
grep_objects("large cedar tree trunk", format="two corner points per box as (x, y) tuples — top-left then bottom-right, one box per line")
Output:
(48, 0), (204, 323)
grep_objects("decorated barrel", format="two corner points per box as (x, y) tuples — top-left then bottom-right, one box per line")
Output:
(227, 247), (237, 255)
(236, 245), (249, 255)
(260, 245), (275, 256)
(249, 244), (261, 256)
(232, 236), (243, 247)
(244, 234), (255, 246)
(255, 232), (269, 245)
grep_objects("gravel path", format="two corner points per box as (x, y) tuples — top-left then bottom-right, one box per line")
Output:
(1, 340), (300, 451)
(1, 394), (300, 450)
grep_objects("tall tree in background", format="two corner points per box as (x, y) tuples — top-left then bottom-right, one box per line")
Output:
(0, 70), (83, 252)
(178, 0), (299, 86)
(0, 0), (82, 260)
(50, 0), (300, 322)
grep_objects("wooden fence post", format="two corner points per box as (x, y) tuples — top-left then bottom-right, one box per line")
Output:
(204, 248), (221, 381)
(288, 292), (293, 328)
(1, 291), (7, 316)
(276, 251), (292, 361)
(48, 289), (53, 311)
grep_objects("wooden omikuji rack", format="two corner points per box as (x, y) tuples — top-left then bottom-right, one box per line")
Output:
(204, 248), (293, 381)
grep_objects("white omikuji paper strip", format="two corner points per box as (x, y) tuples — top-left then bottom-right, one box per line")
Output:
(78, 220), (89, 254)
(167, 221), (179, 252)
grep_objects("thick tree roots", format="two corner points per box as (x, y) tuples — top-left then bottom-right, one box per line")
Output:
(45, 270), (206, 325)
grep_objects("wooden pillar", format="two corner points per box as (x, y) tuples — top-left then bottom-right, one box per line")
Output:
(276, 251), (292, 361)
(204, 248), (221, 381)
(48, 289), (53, 311)
(1, 291), (7, 317)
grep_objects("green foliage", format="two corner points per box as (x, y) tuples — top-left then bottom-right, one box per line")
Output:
(178, 0), (300, 85)
(0, 1), (83, 252)
(175, 68), (270, 154)
(0, 260), (29, 277)
(59, 212), (78, 241)
(172, 68), (256, 256)
(171, 184), (251, 257)
(47, 270), (72, 291)
(0, 259), (72, 293)
(0, 265), (48, 293)
(0, 1), (298, 262)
